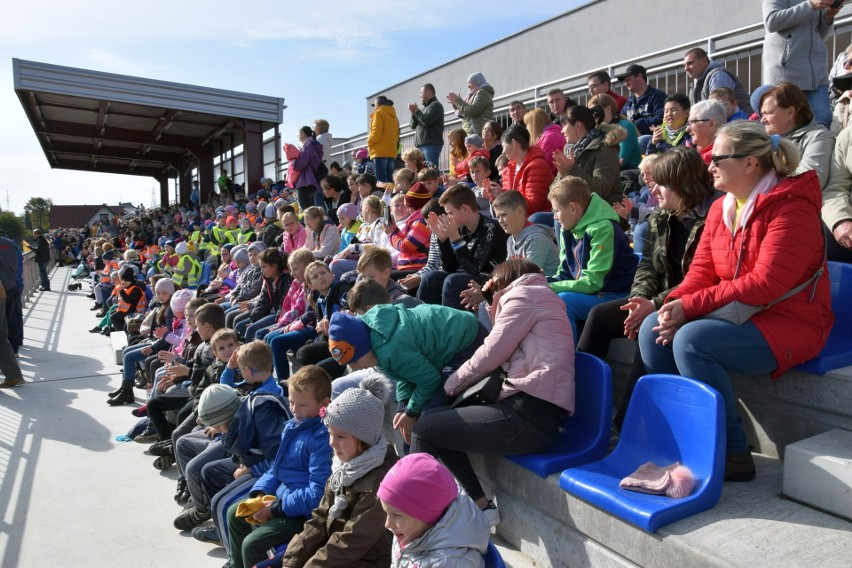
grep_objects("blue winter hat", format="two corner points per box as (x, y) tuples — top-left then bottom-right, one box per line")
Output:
(328, 313), (372, 366)
(750, 84), (773, 118)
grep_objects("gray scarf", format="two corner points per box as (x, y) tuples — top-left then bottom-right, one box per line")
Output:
(327, 435), (387, 518)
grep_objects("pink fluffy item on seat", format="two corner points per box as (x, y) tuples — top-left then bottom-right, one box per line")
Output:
(619, 461), (696, 499)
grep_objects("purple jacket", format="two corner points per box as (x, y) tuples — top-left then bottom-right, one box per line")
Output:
(293, 138), (323, 189)
(445, 272), (575, 413)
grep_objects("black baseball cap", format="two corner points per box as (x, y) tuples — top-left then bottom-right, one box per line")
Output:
(619, 64), (647, 81)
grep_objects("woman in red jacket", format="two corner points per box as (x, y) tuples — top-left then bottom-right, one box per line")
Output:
(499, 123), (554, 217)
(638, 121), (833, 482)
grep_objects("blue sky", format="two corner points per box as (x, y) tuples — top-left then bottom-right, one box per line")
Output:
(1, 1), (582, 215)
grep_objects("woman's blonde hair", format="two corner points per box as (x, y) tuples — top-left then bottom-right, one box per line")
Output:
(361, 195), (384, 217)
(523, 108), (550, 144)
(401, 147), (424, 166)
(717, 120), (800, 177)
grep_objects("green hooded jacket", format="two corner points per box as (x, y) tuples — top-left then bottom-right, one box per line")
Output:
(361, 304), (479, 414)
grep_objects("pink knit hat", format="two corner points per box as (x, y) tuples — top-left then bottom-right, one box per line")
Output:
(377, 454), (458, 524)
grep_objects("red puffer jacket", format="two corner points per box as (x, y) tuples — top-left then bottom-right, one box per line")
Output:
(502, 145), (554, 214)
(668, 170), (833, 377)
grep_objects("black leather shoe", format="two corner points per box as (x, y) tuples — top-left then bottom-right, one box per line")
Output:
(107, 385), (135, 406)
(724, 449), (756, 482)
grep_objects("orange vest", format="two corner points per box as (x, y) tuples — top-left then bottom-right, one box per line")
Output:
(100, 259), (120, 283)
(117, 284), (147, 314)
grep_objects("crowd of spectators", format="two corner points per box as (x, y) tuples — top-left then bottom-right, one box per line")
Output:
(8, 2), (852, 565)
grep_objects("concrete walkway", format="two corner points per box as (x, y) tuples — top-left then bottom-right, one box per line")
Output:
(0, 267), (532, 567)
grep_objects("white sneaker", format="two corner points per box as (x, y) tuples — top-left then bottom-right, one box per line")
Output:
(482, 499), (501, 528)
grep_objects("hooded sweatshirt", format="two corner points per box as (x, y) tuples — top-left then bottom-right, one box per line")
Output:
(507, 223), (560, 277)
(549, 193), (637, 295)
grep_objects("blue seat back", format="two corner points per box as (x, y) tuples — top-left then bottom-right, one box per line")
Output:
(504, 352), (611, 477)
(568, 352), (612, 456)
(199, 262), (212, 286)
(611, 375), (725, 481)
(795, 261), (852, 375)
(483, 541), (506, 568)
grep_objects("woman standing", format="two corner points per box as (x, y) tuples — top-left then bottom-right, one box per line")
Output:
(638, 121), (833, 481)
(285, 127), (325, 211)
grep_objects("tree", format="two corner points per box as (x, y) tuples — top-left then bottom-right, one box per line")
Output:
(24, 197), (53, 231)
(0, 211), (26, 243)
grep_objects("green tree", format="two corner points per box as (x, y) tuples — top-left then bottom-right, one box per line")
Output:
(24, 197), (53, 231)
(0, 211), (26, 242)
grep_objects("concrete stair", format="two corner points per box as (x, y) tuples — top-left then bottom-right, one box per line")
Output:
(469, 338), (852, 567)
(473, 453), (852, 568)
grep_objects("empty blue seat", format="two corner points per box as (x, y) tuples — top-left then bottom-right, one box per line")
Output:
(505, 352), (612, 477)
(198, 262), (212, 286)
(483, 541), (506, 568)
(795, 261), (852, 375)
(559, 374), (725, 533)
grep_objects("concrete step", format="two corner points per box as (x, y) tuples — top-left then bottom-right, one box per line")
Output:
(605, 339), (852, 459)
(472, 453), (852, 568)
(783, 429), (852, 521)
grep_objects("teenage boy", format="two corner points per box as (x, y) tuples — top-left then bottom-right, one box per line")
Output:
(492, 190), (560, 276)
(226, 366), (333, 568)
(418, 184), (507, 310)
(417, 167), (444, 198)
(327, 304), (483, 444)
(547, 176), (637, 343)
(173, 335), (289, 533)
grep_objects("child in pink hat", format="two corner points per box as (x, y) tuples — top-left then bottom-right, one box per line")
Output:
(377, 453), (490, 567)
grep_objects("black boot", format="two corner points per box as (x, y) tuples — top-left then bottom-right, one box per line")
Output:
(174, 478), (188, 503)
(107, 383), (135, 406)
(108, 386), (123, 398)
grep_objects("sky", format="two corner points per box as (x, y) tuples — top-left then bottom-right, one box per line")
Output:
(1, 1), (583, 216)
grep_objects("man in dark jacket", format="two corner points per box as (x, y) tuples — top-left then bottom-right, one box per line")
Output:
(409, 83), (445, 168)
(620, 64), (667, 149)
(0, 236), (23, 388)
(32, 229), (51, 292)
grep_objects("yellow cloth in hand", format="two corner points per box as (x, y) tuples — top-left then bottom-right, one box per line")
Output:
(235, 495), (276, 524)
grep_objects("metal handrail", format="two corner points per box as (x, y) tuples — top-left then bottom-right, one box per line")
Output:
(328, 13), (852, 165)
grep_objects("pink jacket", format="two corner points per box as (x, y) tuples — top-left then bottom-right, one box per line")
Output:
(536, 124), (567, 174)
(445, 272), (575, 413)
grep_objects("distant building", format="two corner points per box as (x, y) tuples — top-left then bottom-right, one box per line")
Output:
(49, 204), (124, 230)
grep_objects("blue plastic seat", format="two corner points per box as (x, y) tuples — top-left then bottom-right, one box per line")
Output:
(505, 352), (612, 477)
(483, 541), (506, 568)
(559, 374), (725, 533)
(795, 261), (852, 375)
(198, 262), (212, 286)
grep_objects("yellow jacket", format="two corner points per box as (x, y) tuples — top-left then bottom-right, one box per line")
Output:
(368, 105), (400, 159)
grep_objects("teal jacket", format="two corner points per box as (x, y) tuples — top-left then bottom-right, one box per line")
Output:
(361, 304), (479, 415)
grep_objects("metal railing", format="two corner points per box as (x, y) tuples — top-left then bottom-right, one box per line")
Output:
(328, 14), (852, 169)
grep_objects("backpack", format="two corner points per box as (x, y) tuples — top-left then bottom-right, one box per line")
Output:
(315, 160), (329, 184)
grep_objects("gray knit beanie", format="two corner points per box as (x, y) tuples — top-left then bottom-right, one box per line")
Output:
(324, 373), (392, 446)
(198, 384), (240, 427)
(233, 248), (249, 265)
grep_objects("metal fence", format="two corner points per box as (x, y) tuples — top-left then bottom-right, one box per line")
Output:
(328, 14), (852, 170)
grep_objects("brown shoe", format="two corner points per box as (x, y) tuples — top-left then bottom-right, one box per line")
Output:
(724, 449), (756, 482)
(0, 377), (24, 388)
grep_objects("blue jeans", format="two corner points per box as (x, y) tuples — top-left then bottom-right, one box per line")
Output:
(419, 145), (442, 168)
(638, 312), (777, 454)
(637, 134), (652, 153)
(238, 314), (277, 341)
(633, 219), (650, 255)
(267, 328), (317, 379)
(122, 342), (151, 382)
(418, 270), (487, 310)
(37, 260), (50, 290)
(558, 291), (626, 346)
(374, 157), (395, 184)
(805, 85), (832, 128)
